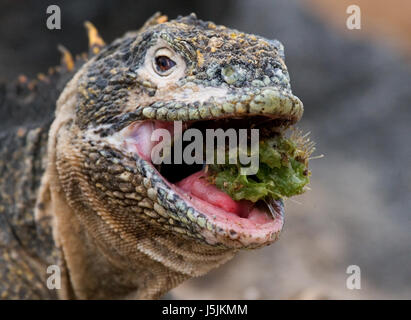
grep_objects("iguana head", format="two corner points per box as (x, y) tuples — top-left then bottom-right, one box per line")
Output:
(46, 13), (304, 283)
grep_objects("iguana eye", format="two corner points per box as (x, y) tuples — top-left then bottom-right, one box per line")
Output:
(153, 48), (176, 76)
(155, 56), (176, 72)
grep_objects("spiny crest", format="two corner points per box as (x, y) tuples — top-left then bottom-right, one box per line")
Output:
(84, 21), (106, 55)
(58, 45), (74, 71)
(16, 21), (106, 90)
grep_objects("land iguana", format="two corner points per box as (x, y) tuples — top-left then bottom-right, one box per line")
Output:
(0, 13), (307, 299)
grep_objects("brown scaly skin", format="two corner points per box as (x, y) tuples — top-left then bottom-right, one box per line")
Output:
(0, 56), (86, 299)
(0, 13), (304, 299)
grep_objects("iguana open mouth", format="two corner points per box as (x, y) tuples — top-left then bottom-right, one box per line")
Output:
(110, 107), (308, 247)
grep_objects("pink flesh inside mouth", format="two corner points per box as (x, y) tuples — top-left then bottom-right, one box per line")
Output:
(121, 120), (284, 240)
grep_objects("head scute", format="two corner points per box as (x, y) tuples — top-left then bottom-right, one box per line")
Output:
(268, 39), (285, 61)
(141, 12), (168, 30)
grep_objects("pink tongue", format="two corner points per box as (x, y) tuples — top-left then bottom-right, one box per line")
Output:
(124, 121), (175, 162)
(126, 121), (255, 218)
(176, 171), (254, 217)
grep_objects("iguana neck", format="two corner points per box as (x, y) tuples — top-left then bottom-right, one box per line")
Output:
(48, 195), (188, 299)
(0, 122), (60, 299)
(47, 183), (234, 299)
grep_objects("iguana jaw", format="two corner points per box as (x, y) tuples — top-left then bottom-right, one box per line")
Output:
(102, 88), (302, 249)
(138, 86), (303, 123)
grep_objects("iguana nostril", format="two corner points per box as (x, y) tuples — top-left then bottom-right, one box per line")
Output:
(221, 65), (246, 85)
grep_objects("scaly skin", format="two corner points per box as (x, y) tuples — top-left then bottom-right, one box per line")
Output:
(0, 13), (304, 299)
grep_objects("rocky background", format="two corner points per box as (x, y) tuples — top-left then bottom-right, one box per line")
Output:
(1, 0), (409, 299)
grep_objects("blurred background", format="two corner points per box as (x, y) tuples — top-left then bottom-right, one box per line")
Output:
(1, 0), (409, 299)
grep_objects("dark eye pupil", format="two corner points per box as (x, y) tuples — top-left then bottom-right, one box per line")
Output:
(155, 56), (176, 72)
